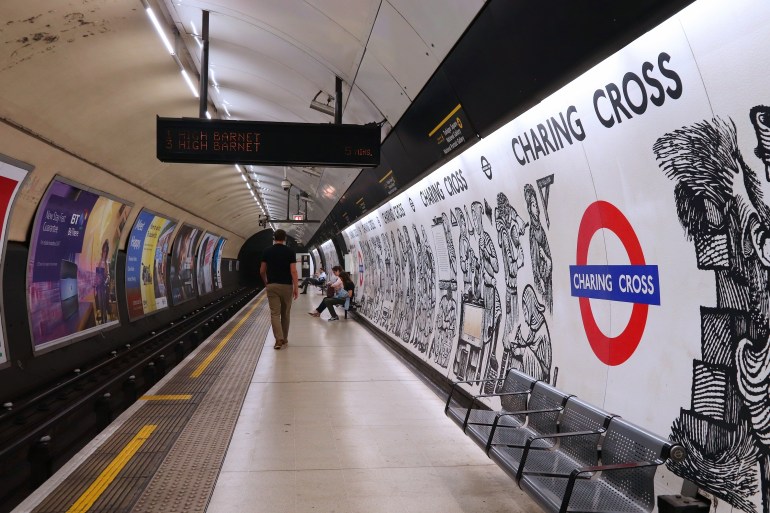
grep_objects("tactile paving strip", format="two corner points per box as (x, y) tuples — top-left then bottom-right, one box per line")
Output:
(131, 301), (270, 513)
(30, 296), (270, 513)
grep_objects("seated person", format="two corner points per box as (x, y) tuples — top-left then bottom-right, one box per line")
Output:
(308, 269), (354, 321)
(299, 267), (327, 294)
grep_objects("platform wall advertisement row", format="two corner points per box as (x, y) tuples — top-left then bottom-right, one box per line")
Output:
(342, 0), (770, 511)
(24, 176), (227, 355)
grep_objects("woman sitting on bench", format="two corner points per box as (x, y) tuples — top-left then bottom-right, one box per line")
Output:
(308, 268), (355, 321)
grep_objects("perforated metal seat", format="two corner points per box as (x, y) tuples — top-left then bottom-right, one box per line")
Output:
(519, 417), (684, 513)
(513, 398), (613, 482)
(478, 382), (569, 477)
(444, 369), (536, 431)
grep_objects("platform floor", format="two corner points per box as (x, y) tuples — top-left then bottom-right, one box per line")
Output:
(207, 290), (538, 513)
(14, 289), (540, 513)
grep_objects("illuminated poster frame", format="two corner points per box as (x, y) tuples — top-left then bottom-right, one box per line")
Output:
(124, 208), (177, 321)
(196, 232), (219, 296)
(0, 154), (31, 368)
(169, 223), (204, 305)
(27, 176), (132, 354)
(213, 237), (226, 290)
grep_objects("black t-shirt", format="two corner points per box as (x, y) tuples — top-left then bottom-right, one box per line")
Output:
(262, 243), (296, 285)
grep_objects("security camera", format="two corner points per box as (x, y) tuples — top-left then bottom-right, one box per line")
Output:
(281, 179), (291, 190)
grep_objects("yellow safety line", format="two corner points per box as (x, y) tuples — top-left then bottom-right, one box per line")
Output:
(66, 425), (157, 513)
(428, 103), (462, 137)
(190, 297), (263, 378)
(378, 169), (394, 183)
(140, 394), (192, 401)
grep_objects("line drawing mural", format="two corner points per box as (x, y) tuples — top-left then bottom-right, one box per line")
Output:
(654, 107), (770, 513)
(495, 191), (528, 385)
(351, 168), (554, 412)
(429, 213), (457, 368)
(525, 183), (553, 313)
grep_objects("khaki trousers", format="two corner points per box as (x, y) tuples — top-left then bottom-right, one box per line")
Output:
(266, 283), (293, 342)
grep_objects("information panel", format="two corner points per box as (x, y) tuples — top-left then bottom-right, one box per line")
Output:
(196, 232), (219, 296)
(27, 178), (131, 353)
(125, 209), (177, 320)
(213, 237), (226, 290)
(169, 224), (203, 305)
(157, 117), (381, 167)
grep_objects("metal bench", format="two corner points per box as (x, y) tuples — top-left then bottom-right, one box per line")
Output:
(508, 397), (614, 483)
(444, 368), (536, 433)
(343, 291), (357, 319)
(519, 416), (686, 513)
(466, 381), (569, 460)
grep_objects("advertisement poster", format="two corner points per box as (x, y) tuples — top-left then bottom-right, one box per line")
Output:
(169, 224), (202, 305)
(27, 178), (131, 352)
(125, 209), (177, 320)
(213, 237), (226, 289)
(0, 155), (30, 366)
(196, 232), (218, 296)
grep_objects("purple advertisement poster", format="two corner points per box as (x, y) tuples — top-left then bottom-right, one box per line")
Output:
(27, 178), (131, 352)
(169, 224), (202, 305)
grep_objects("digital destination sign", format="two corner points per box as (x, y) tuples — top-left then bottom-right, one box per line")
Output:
(157, 117), (381, 167)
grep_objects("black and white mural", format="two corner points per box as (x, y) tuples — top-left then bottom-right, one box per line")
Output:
(654, 109), (770, 513)
(319, 239), (339, 271)
(338, 1), (770, 510)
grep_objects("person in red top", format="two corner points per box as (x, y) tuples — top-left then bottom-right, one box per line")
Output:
(259, 229), (298, 349)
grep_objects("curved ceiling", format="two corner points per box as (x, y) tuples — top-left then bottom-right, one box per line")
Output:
(0, 0), (485, 247)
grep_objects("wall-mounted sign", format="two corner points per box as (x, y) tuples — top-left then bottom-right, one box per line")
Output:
(125, 209), (177, 320)
(27, 177), (132, 353)
(157, 117), (381, 167)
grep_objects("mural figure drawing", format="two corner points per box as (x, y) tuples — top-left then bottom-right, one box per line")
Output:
(429, 213), (458, 368)
(654, 106), (770, 513)
(525, 183), (553, 313)
(495, 191), (528, 387)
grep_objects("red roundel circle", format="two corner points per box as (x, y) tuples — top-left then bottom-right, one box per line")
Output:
(576, 201), (648, 366)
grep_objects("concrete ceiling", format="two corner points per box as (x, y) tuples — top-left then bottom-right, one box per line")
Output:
(0, 0), (485, 246)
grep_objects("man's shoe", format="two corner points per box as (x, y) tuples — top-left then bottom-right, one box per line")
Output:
(328, 316), (339, 321)
(308, 312), (320, 317)
(282, 339), (288, 346)
(274, 339), (283, 349)
(300, 292), (307, 294)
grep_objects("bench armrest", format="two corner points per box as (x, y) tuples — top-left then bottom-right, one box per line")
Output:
(485, 407), (563, 453)
(558, 459), (664, 513)
(444, 377), (508, 414)
(515, 429), (605, 482)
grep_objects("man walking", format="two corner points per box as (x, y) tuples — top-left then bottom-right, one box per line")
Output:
(260, 229), (299, 349)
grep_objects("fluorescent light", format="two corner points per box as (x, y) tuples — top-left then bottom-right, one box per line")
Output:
(145, 7), (175, 55)
(190, 21), (203, 49)
(240, 173), (247, 182)
(205, 111), (211, 119)
(180, 69), (199, 98)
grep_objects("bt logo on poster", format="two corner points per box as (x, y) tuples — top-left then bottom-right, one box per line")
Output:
(569, 201), (660, 366)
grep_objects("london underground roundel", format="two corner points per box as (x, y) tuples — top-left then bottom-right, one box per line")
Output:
(569, 201), (660, 366)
